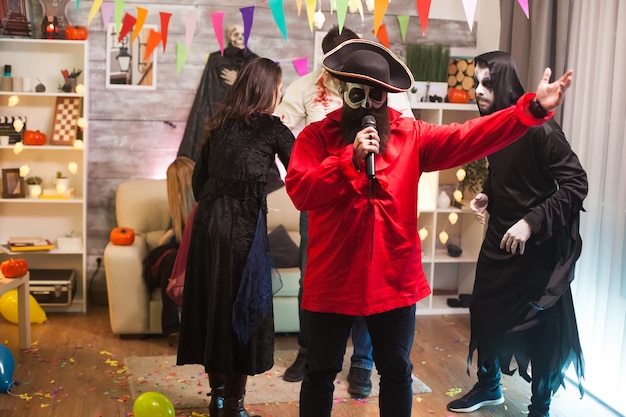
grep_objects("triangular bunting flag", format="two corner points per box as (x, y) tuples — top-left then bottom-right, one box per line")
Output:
(336, 0), (348, 32)
(240, 6), (255, 50)
(292, 57), (309, 76)
(76, 0), (80, 10)
(132, 7), (147, 44)
(374, 23), (390, 48)
(373, 0), (389, 36)
(305, 0), (316, 31)
(88, 0), (103, 26)
(185, 13), (196, 50)
(397, 15), (410, 42)
(296, 0), (303, 16)
(176, 43), (188, 75)
(516, 0), (529, 18)
(100, 1), (114, 28)
(416, 0), (431, 36)
(268, 0), (288, 41)
(211, 12), (225, 56)
(461, 0), (477, 31)
(160, 12), (172, 52)
(348, 0), (364, 21)
(143, 29), (162, 63)
(114, 0), (125, 34)
(118, 13), (136, 44)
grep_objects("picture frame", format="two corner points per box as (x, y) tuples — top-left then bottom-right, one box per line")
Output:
(105, 23), (158, 90)
(50, 96), (81, 145)
(0, 0), (36, 38)
(2, 168), (25, 198)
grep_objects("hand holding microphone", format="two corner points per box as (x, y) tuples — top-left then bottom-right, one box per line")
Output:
(361, 115), (377, 179)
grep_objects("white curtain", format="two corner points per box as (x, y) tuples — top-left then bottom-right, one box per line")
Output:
(562, 1), (626, 414)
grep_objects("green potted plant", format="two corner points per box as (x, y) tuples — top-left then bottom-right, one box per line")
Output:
(54, 170), (69, 195)
(405, 44), (451, 104)
(26, 176), (43, 198)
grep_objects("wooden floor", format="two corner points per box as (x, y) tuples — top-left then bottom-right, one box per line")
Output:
(0, 304), (619, 417)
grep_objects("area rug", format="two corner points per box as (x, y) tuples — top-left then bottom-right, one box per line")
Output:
(125, 348), (431, 409)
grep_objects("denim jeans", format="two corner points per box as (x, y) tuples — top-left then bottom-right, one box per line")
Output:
(299, 305), (416, 417)
(298, 211), (373, 371)
(350, 316), (374, 370)
(477, 347), (550, 414)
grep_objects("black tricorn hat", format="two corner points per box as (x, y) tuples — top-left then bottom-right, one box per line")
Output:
(322, 39), (414, 93)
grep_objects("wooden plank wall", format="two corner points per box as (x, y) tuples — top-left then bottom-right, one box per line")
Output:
(30, 1), (475, 280)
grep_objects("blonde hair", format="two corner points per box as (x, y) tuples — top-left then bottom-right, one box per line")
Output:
(166, 156), (196, 242)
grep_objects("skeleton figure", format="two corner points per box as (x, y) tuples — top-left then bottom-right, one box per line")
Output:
(177, 23), (259, 160)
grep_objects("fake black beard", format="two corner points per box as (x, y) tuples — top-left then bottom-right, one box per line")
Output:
(339, 105), (391, 154)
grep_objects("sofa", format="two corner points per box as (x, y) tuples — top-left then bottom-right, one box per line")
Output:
(104, 179), (301, 335)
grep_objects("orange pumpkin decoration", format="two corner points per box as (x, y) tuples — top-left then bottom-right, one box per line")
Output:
(110, 227), (135, 246)
(1, 258), (29, 278)
(65, 26), (89, 41)
(448, 88), (471, 104)
(23, 130), (47, 145)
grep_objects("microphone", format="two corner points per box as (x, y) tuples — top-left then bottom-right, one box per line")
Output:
(362, 115), (376, 179)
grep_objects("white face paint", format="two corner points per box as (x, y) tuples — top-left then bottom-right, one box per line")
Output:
(228, 24), (245, 49)
(474, 65), (495, 115)
(342, 82), (387, 109)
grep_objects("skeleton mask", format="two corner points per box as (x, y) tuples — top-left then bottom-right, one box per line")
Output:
(227, 25), (245, 49)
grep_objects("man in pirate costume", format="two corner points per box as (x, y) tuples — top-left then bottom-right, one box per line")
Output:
(284, 39), (574, 417)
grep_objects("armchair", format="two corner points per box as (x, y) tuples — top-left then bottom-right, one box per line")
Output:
(104, 179), (170, 335)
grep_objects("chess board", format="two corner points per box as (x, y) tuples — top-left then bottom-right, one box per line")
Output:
(50, 97), (81, 145)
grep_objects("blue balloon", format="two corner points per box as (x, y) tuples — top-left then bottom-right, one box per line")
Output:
(0, 345), (15, 393)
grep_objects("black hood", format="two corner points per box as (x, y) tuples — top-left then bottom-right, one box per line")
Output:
(474, 51), (525, 113)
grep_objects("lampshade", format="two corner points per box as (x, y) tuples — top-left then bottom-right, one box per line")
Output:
(448, 212), (458, 225)
(453, 189), (463, 202)
(117, 46), (131, 73)
(456, 168), (466, 182)
(439, 231), (449, 244)
(418, 227), (429, 240)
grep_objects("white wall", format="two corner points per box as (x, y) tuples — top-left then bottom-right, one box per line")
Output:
(430, 0), (501, 56)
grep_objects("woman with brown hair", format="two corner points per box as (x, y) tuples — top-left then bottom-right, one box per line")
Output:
(177, 57), (294, 417)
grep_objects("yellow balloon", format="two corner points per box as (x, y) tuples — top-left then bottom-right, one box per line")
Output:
(0, 290), (47, 324)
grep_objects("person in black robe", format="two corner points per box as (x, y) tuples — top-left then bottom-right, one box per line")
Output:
(176, 57), (294, 417)
(447, 51), (586, 417)
(178, 24), (259, 161)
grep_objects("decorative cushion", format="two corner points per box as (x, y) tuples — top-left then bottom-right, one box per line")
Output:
(268, 224), (299, 268)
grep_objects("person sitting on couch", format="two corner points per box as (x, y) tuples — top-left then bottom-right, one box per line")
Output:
(143, 156), (196, 345)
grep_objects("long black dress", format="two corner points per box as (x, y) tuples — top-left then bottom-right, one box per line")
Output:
(177, 113), (294, 375)
(469, 119), (587, 395)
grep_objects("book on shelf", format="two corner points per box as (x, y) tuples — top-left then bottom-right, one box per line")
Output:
(7, 237), (54, 252)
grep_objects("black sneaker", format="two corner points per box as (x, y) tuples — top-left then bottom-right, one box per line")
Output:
(447, 383), (504, 412)
(347, 367), (372, 398)
(283, 348), (307, 382)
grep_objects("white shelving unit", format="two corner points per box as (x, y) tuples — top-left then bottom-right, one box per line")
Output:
(0, 38), (88, 313)
(413, 102), (484, 315)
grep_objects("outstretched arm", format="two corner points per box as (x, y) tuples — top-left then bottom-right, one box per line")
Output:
(534, 68), (573, 111)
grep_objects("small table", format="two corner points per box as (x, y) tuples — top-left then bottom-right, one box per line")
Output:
(0, 272), (31, 349)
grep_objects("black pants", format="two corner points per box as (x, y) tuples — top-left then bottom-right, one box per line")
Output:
(299, 305), (416, 417)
